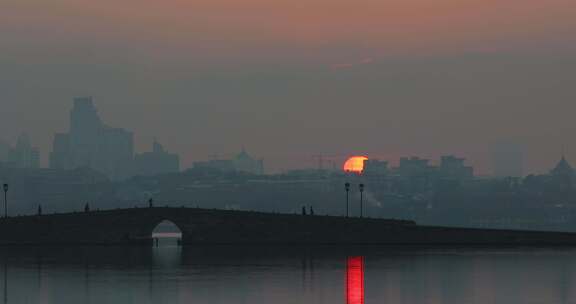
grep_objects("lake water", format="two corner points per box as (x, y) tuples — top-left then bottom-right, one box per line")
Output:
(1, 240), (576, 304)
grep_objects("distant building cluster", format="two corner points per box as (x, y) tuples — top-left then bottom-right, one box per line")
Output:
(49, 97), (180, 180)
(193, 148), (264, 175)
(0, 133), (40, 169)
(1, 97), (267, 180)
(49, 97), (134, 179)
(134, 141), (180, 177)
(362, 155), (473, 181)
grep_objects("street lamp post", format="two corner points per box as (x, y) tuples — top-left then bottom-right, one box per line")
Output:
(359, 183), (364, 218)
(3, 184), (8, 219)
(345, 182), (350, 218)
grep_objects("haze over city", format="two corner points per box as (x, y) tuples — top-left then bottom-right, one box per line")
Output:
(2, 0), (576, 174)
(4, 1), (576, 304)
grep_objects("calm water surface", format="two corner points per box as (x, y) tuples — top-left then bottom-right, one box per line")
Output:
(1, 239), (576, 304)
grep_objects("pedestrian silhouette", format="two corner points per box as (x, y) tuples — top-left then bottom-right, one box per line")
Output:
(85, 203), (90, 213)
(302, 206), (307, 216)
(149, 198), (154, 208)
(38, 204), (42, 216)
(310, 206), (314, 216)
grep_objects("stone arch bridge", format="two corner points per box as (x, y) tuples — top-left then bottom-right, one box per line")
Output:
(1, 207), (576, 246)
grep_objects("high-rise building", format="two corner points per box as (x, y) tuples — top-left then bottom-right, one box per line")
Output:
(233, 148), (264, 175)
(133, 141), (180, 176)
(439, 155), (473, 180)
(362, 159), (389, 176)
(550, 156), (574, 190)
(50, 133), (71, 170)
(397, 156), (432, 177)
(5, 133), (40, 169)
(50, 97), (134, 180)
(193, 148), (264, 175)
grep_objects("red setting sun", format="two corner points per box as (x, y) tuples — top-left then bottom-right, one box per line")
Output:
(343, 156), (368, 173)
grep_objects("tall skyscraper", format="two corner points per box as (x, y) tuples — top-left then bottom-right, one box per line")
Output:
(50, 97), (134, 180)
(68, 97), (103, 168)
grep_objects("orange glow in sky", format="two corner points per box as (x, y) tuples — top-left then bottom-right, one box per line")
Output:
(343, 156), (368, 173)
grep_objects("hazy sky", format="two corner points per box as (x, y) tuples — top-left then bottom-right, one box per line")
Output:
(1, 0), (576, 174)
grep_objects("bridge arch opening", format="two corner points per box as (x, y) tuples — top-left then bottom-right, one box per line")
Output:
(151, 220), (182, 247)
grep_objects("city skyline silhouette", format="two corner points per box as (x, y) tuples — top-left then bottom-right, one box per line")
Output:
(1, 95), (572, 176)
